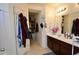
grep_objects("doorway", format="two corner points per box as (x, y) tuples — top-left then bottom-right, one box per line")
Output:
(28, 9), (40, 49)
(27, 9), (50, 55)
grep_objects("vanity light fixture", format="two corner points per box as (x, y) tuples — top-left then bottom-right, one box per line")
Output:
(57, 7), (67, 14)
(56, 6), (68, 15)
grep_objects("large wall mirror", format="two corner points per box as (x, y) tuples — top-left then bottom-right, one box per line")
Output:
(58, 4), (79, 36)
(62, 11), (79, 36)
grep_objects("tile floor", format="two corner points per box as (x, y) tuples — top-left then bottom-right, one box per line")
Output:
(25, 39), (52, 55)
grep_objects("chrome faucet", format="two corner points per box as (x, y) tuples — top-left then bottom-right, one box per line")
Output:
(64, 32), (72, 39)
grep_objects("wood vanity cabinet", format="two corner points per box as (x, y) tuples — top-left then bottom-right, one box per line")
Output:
(59, 41), (72, 55)
(51, 38), (60, 55)
(47, 36), (72, 55)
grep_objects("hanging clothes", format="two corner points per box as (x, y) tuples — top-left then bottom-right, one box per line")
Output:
(75, 18), (79, 36)
(19, 13), (27, 47)
(71, 20), (76, 34)
(16, 15), (22, 48)
(23, 16), (28, 34)
(72, 18), (79, 36)
(24, 16), (32, 39)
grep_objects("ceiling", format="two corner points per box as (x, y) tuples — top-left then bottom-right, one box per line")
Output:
(46, 3), (75, 8)
(14, 3), (76, 8)
(14, 3), (79, 15)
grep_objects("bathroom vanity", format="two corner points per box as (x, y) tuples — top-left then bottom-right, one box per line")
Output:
(47, 33), (79, 55)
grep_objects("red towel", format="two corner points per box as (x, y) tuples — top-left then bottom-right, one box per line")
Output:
(19, 13), (27, 47)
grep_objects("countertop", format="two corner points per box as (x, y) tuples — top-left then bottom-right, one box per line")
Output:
(47, 33), (79, 48)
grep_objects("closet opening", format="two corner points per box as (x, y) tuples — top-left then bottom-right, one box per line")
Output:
(28, 9), (40, 49)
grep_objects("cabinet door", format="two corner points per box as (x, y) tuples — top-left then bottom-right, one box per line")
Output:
(60, 41), (72, 55)
(74, 46), (79, 54)
(47, 36), (53, 50)
(52, 38), (60, 55)
(47, 36), (60, 55)
(53, 42), (59, 55)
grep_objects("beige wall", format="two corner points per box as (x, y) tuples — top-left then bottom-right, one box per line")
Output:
(45, 4), (63, 35)
(45, 4), (56, 34)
